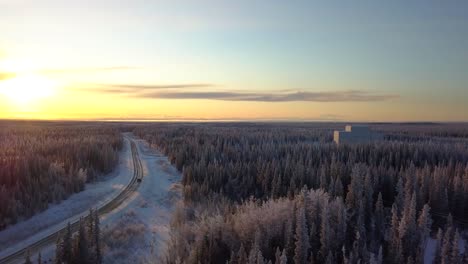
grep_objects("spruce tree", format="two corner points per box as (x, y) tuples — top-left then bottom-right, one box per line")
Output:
(77, 218), (89, 264)
(55, 234), (62, 264)
(284, 211), (295, 260)
(377, 246), (383, 264)
(324, 251), (334, 264)
(398, 193), (417, 259)
(62, 222), (73, 264)
(238, 244), (248, 264)
(417, 204), (432, 243)
(433, 228), (443, 264)
(441, 226), (454, 264)
(395, 177), (404, 215)
(450, 230), (460, 264)
(87, 209), (95, 249)
(24, 250), (32, 264)
(406, 256), (414, 264)
(274, 247), (281, 264)
(319, 203), (330, 260)
(389, 203), (401, 264)
(279, 249), (287, 264)
(417, 203), (432, 262)
(295, 204), (310, 264)
(256, 250), (265, 264)
(374, 193), (385, 243)
(248, 247), (257, 264)
(94, 210), (102, 264)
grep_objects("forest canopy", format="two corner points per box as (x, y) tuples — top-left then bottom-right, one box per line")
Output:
(134, 123), (468, 264)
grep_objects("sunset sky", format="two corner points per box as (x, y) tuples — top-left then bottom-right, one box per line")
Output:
(1, 1), (467, 121)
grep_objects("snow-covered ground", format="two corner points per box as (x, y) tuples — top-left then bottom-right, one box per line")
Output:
(0, 135), (134, 261)
(424, 236), (466, 264)
(99, 137), (182, 263)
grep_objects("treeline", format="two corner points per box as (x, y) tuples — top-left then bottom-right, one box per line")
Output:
(0, 124), (122, 229)
(133, 123), (468, 263)
(375, 123), (468, 139)
(134, 124), (468, 222)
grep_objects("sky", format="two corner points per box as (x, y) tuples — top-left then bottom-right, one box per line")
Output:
(0, 0), (467, 121)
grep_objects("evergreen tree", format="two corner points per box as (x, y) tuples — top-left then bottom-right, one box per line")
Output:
(406, 256), (414, 264)
(389, 203), (401, 264)
(256, 250), (265, 264)
(398, 193), (417, 259)
(433, 228), (443, 264)
(249, 231), (261, 264)
(441, 226), (454, 264)
(77, 218), (89, 264)
(374, 193), (385, 243)
(450, 230), (460, 264)
(274, 247), (281, 264)
(279, 249), (287, 264)
(295, 203), (310, 264)
(417, 204), (431, 242)
(446, 213), (454, 231)
(238, 244), (248, 264)
(55, 235), (62, 264)
(94, 210), (102, 264)
(62, 222), (73, 264)
(320, 203), (331, 260)
(284, 212), (295, 260)
(377, 246), (383, 264)
(87, 209), (95, 249)
(248, 247), (257, 264)
(395, 177), (404, 215)
(24, 250), (32, 264)
(370, 248), (383, 264)
(325, 251), (334, 264)
(417, 203), (432, 261)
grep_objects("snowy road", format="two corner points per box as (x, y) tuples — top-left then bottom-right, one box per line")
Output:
(0, 134), (143, 264)
(99, 136), (182, 263)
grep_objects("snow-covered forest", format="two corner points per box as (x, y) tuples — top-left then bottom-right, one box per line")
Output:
(0, 122), (122, 230)
(134, 123), (468, 264)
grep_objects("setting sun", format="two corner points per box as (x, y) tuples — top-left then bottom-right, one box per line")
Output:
(0, 2), (468, 264)
(0, 73), (56, 105)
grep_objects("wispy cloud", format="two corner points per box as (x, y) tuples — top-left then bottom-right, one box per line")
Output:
(71, 83), (215, 94)
(104, 83), (215, 90)
(145, 90), (399, 102)
(40, 66), (140, 75)
(72, 83), (399, 102)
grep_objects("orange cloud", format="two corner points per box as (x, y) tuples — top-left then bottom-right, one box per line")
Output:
(70, 83), (399, 102)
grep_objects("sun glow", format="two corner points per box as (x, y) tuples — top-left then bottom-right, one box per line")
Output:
(0, 73), (57, 105)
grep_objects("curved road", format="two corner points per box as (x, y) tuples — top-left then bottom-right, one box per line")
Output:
(0, 139), (144, 264)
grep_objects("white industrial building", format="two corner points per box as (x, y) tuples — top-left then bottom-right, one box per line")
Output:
(333, 125), (383, 144)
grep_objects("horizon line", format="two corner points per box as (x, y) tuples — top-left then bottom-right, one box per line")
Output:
(1, 117), (467, 124)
